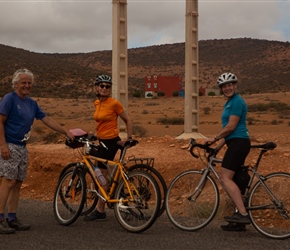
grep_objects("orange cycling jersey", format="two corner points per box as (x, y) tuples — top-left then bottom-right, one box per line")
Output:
(93, 97), (124, 139)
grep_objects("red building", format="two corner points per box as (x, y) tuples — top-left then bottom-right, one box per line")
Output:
(144, 75), (183, 98)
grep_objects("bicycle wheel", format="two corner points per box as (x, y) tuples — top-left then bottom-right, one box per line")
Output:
(53, 169), (86, 226)
(248, 172), (290, 239)
(114, 170), (161, 233)
(82, 169), (99, 215)
(57, 162), (79, 181)
(128, 164), (167, 217)
(58, 162), (98, 216)
(165, 170), (219, 231)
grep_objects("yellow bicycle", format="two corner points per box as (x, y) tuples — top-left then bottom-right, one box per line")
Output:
(53, 129), (161, 233)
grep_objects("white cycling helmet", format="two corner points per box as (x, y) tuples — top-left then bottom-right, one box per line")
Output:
(217, 72), (238, 87)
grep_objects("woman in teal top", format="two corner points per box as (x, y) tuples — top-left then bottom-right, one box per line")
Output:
(206, 72), (251, 230)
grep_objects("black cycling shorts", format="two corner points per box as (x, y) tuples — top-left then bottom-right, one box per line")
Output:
(222, 138), (251, 172)
(96, 136), (121, 169)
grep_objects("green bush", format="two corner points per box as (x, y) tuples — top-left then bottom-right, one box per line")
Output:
(172, 91), (179, 97)
(157, 91), (165, 97)
(132, 91), (142, 98)
(146, 92), (153, 98)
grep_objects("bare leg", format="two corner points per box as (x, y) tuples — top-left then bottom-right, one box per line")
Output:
(7, 180), (22, 213)
(0, 178), (18, 214)
(220, 167), (247, 214)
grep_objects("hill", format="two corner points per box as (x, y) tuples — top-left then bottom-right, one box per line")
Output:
(1, 38), (290, 98)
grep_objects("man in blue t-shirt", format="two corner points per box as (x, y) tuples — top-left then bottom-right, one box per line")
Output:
(205, 72), (251, 231)
(0, 69), (74, 234)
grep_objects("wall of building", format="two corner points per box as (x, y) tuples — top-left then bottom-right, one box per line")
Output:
(144, 75), (183, 98)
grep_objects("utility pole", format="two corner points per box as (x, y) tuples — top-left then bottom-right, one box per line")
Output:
(177, 0), (204, 139)
(111, 0), (203, 139)
(112, 0), (128, 138)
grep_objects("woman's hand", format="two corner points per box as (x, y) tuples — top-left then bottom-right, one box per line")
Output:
(204, 137), (217, 144)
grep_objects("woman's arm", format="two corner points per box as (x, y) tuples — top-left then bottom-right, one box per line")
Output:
(119, 111), (133, 139)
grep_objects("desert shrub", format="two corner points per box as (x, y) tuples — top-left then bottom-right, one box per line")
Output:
(203, 107), (211, 115)
(157, 91), (165, 97)
(247, 103), (268, 112)
(132, 91), (142, 98)
(156, 117), (184, 125)
(145, 102), (159, 106)
(247, 117), (255, 125)
(278, 111), (290, 119)
(132, 125), (148, 137)
(142, 109), (149, 114)
(271, 119), (278, 125)
(248, 102), (290, 112)
(172, 91), (179, 97)
(146, 92), (153, 98)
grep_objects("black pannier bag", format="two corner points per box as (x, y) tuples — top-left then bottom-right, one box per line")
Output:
(65, 128), (88, 149)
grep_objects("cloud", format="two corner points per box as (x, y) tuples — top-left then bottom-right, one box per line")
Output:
(0, 0), (289, 53)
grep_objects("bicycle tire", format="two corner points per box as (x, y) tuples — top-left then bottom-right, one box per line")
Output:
(53, 169), (86, 226)
(58, 162), (99, 216)
(128, 164), (167, 217)
(165, 170), (219, 231)
(248, 172), (290, 239)
(113, 170), (161, 233)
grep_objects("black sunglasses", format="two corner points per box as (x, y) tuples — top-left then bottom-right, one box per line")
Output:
(99, 84), (111, 89)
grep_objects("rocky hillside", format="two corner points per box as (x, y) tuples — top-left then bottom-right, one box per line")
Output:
(0, 38), (290, 98)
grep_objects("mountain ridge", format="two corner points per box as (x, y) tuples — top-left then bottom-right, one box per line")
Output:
(1, 38), (289, 98)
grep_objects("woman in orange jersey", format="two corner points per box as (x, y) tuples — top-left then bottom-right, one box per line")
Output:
(84, 74), (132, 221)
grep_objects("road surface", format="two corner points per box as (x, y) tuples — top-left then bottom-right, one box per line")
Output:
(1, 199), (289, 249)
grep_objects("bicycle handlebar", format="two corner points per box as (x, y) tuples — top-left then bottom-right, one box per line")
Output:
(67, 134), (139, 151)
(186, 138), (216, 159)
(186, 138), (277, 160)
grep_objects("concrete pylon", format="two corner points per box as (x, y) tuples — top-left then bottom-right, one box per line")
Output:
(176, 0), (204, 140)
(111, 0), (204, 140)
(112, 0), (128, 139)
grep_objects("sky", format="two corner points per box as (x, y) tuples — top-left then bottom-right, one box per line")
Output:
(0, 0), (289, 54)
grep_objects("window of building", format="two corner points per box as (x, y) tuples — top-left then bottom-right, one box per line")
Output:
(154, 83), (157, 88)
(147, 83), (151, 88)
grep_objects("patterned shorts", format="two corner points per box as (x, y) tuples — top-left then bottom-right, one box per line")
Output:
(0, 143), (28, 181)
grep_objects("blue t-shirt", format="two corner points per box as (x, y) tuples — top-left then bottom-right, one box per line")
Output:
(0, 92), (46, 146)
(221, 93), (249, 140)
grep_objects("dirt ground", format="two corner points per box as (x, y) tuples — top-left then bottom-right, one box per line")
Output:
(20, 92), (290, 201)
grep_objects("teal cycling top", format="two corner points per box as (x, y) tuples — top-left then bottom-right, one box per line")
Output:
(221, 93), (249, 140)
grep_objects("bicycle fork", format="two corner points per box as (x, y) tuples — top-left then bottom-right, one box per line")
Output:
(188, 169), (210, 202)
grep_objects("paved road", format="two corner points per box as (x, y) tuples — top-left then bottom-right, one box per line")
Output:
(1, 199), (289, 250)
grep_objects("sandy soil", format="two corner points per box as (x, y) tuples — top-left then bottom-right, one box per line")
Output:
(19, 92), (290, 201)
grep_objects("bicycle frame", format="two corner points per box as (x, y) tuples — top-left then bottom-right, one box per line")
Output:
(166, 138), (290, 239)
(187, 140), (286, 215)
(73, 139), (143, 206)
